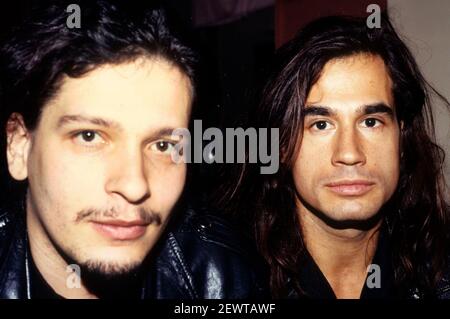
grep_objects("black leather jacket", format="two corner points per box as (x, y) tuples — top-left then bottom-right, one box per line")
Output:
(0, 206), (270, 299)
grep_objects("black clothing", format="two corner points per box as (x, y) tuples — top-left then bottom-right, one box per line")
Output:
(0, 205), (269, 299)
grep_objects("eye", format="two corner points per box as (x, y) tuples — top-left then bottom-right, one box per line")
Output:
(73, 130), (105, 146)
(311, 121), (331, 131)
(362, 118), (382, 128)
(150, 140), (176, 155)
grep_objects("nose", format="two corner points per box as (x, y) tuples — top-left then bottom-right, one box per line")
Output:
(105, 144), (150, 204)
(331, 126), (366, 167)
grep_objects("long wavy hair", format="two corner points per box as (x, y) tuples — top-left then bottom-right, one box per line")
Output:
(218, 14), (450, 298)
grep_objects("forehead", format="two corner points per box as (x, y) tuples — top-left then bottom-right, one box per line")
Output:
(306, 54), (394, 110)
(39, 58), (192, 132)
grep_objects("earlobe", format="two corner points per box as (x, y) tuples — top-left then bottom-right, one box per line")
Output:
(6, 113), (32, 181)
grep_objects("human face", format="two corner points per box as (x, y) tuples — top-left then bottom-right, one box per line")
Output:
(293, 54), (400, 223)
(8, 58), (191, 273)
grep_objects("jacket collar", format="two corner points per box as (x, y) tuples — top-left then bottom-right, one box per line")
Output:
(0, 206), (192, 299)
(0, 210), (30, 299)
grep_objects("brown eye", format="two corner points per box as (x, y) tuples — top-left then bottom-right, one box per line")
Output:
(73, 130), (105, 146)
(80, 130), (96, 142)
(73, 130), (105, 147)
(363, 118), (381, 128)
(150, 140), (176, 155)
(156, 141), (169, 152)
(314, 121), (328, 130)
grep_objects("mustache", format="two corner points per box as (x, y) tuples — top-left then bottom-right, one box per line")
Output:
(75, 206), (162, 226)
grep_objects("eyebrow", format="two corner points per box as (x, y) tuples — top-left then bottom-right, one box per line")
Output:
(363, 103), (394, 117)
(56, 114), (180, 140)
(57, 114), (122, 130)
(151, 128), (182, 140)
(303, 106), (336, 117)
(303, 103), (394, 118)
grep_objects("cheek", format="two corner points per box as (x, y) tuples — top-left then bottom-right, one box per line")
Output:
(26, 145), (80, 235)
(369, 138), (400, 192)
(384, 150), (400, 191)
(28, 144), (65, 201)
(293, 140), (328, 188)
(149, 164), (186, 212)
(293, 155), (318, 200)
(29, 143), (104, 213)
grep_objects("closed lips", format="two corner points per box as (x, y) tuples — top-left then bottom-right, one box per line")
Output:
(325, 180), (375, 196)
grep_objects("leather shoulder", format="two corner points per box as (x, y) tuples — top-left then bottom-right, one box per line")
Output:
(436, 253), (450, 299)
(151, 207), (270, 299)
(0, 208), (28, 299)
(0, 209), (17, 262)
(173, 208), (256, 256)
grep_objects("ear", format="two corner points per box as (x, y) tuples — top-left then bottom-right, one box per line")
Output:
(6, 113), (32, 181)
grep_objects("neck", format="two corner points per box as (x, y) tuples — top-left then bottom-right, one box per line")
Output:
(298, 204), (381, 299)
(26, 197), (97, 299)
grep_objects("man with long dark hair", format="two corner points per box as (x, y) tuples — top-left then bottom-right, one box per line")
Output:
(0, 0), (267, 299)
(222, 15), (450, 298)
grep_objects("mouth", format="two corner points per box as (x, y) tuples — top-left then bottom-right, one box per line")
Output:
(91, 219), (150, 241)
(325, 180), (375, 196)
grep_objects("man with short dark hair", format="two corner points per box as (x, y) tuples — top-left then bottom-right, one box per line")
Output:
(0, 0), (267, 299)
